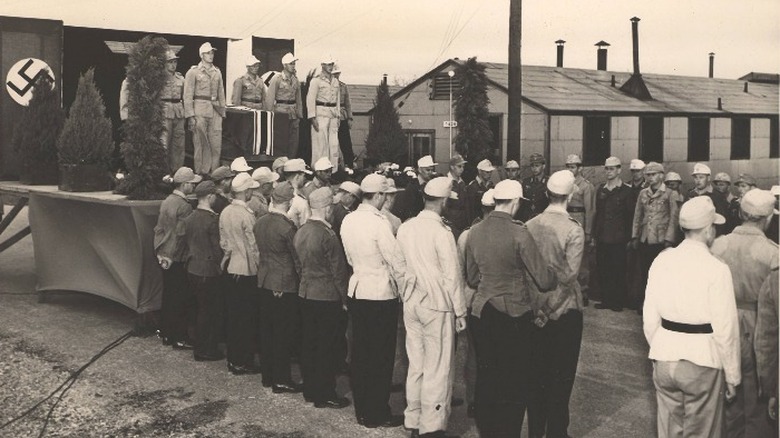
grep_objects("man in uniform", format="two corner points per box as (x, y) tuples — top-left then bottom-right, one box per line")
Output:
(282, 158), (312, 227)
(266, 53), (303, 159)
(629, 159), (647, 195)
(565, 154), (595, 306)
(332, 181), (362, 237)
(161, 49), (186, 173)
(340, 174), (406, 429)
(712, 189), (778, 438)
(464, 179), (558, 437)
(333, 64), (355, 170)
(526, 170), (585, 438)
(294, 187), (351, 409)
(628, 162), (679, 313)
(444, 153), (469, 238)
(626, 159), (647, 307)
(210, 166), (234, 214)
(593, 157), (634, 312)
(465, 159), (495, 224)
(272, 156), (288, 179)
(504, 160), (521, 182)
(519, 153), (549, 222)
(687, 163), (729, 236)
(644, 196), (739, 438)
(381, 179), (403, 236)
(728, 173), (759, 231)
(302, 157), (333, 199)
(248, 167), (279, 218)
(392, 155), (437, 222)
(713, 172), (735, 204)
(397, 176), (467, 438)
(231, 56), (265, 109)
(306, 56), (340, 167)
(184, 42), (226, 175)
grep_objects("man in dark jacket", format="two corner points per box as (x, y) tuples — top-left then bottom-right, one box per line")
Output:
(687, 163), (730, 236)
(392, 155), (437, 222)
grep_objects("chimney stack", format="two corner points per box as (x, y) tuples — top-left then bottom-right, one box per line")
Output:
(708, 52), (715, 78)
(595, 40), (610, 71)
(382, 73), (388, 86)
(556, 40), (566, 68)
(630, 17), (641, 74)
(744, 82), (749, 93)
(619, 16), (653, 100)
(717, 97), (723, 110)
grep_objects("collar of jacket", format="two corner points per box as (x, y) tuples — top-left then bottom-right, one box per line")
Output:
(487, 210), (514, 221)
(544, 204), (569, 216)
(646, 183), (667, 197)
(173, 190), (188, 200)
(731, 224), (769, 237)
(417, 209), (444, 222)
(309, 217), (332, 228)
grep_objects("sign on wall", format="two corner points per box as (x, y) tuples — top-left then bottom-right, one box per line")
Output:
(5, 58), (55, 106)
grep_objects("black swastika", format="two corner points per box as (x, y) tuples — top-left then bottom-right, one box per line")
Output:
(6, 59), (55, 98)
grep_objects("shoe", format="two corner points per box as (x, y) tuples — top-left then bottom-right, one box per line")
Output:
(228, 363), (261, 375)
(594, 302), (610, 310)
(272, 382), (303, 394)
(450, 397), (464, 407)
(194, 352), (224, 362)
(363, 414), (404, 428)
(172, 341), (194, 350)
(314, 397), (351, 409)
(467, 404), (475, 418)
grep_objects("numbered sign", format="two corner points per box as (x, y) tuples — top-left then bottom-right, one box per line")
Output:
(5, 58), (55, 106)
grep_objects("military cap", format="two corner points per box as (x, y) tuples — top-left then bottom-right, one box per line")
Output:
(245, 55), (261, 66)
(231, 156), (252, 172)
(547, 170), (576, 196)
(529, 153), (546, 165)
(308, 187), (334, 209)
(211, 166), (234, 181)
(450, 153), (467, 166)
(565, 154), (582, 165)
(481, 189), (496, 206)
(282, 53), (298, 65)
(713, 172), (731, 183)
(741, 189), (775, 217)
(173, 167), (202, 184)
(505, 160), (520, 169)
(272, 181), (295, 203)
(313, 157), (334, 171)
(384, 178), (401, 194)
(417, 155), (437, 169)
(283, 158), (312, 174)
(604, 156), (621, 167)
(692, 163), (711, 176)
(199, 42), (217, 53)
(194, 180), (217, 197)
(734, 173), (757, 186)
(231, 172), (259, 192)
(630, 159), (646, 170)
(165, 50), (179, 61)
(644, 162), (665, 174)
(339, 181), (362, 196)
(271, 156), (289, 172)
(252, 167), (279, 185)
(477, 159), (495, 172)
(360, 174), (388, 194)
(493, 179), (525, 200)
(679, 197), (725, 230)
(664, 172), (682, 183)
(424, 176), (456, 199)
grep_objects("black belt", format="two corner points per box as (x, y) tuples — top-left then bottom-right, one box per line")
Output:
(241, 98), (262, 103)
(194, 95), (214, 101)
(276, 99), (296, 104)
(662, 318), (713, 334)
(567, 206), (586, 213)
(316, 101), (336, 107)
(161, 98), (181, 103)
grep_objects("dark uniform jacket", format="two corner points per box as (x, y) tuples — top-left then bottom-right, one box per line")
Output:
(518, 175), (549, 222)
(183, 208), (223, 277)
(444, 174), (469, 235)
(465, 177), (493, 224)
(330, 203), (352, 238)
(293, 218), (349, 303)
(254, 211), (300, 293)
(687, 185), (730, 235)
(391, 178), (425, 222)
(464, 211), (557, 318)
(154, 191), (193, 262)
(213, 193), (231, 215)
(593, 182), (634, 244)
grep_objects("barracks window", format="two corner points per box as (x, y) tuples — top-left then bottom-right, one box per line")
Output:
(583, 116), (611, 166)
(730, 118), (750, 160)
(770, 116), (778, 159)
(687, 117), (710, 162)
(639, 116), (664, 163)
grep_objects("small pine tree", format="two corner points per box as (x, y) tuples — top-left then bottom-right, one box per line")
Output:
(12, 75), (64, 167)
(453, 57), (493, 178)
(365, 80), (407, 166)
(57, 68), (114, 166)
(115, 35), (170, 200)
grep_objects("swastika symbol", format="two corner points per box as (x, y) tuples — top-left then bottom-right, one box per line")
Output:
(6, 58), (55, 98)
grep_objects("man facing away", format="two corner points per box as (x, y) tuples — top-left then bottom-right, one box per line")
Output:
(397, 176), (468, 438)
(644, 196), (740, 438)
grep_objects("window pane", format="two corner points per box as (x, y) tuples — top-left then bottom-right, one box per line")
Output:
(583, 116), (611, 166)
(730, 118), (750, 160)
(688, 118), (710, 162)
(640, 117), (664, 163)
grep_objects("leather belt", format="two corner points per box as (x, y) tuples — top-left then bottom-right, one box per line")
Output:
(662, 318), (713, 334)
(161, 98), (181, 103)
(316, 101), (336, 107)
(276, 99), (296, 104)
(194, 95), (214, 101)
(567, 206), (586, 213)
(241, 98), (262, 103)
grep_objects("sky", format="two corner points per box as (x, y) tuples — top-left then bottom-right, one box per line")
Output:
(1, 0), (778, 85)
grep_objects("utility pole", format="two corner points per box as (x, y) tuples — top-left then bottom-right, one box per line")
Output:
(507, 0), (522, 162)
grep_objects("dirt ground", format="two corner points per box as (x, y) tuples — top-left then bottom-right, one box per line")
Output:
(0, 205), (656, 437)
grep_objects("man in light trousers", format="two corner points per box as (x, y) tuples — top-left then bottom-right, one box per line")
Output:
(306, 56), (340, 167)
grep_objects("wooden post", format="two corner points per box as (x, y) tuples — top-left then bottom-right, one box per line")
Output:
(507, 0), (522, 163)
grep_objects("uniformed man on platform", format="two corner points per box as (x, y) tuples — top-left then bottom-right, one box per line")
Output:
(161, 49), (186, 173)
(266, 53), (303, 159)
(593, 157), (634, 311)
(519, 153), (549, 222)
(644, 196), (739, 438)
(565, 154), (595, 306)
(464, 179), (558, 437)
(231, 56), (265, 109)
(465, 159), (495, 224)
(184, 42), (226, 175)
(333, 65), (355, 170)
(526, 170), (585, 438)
(306, 56), (341, 167)
(712, 189), (778, 438)
(687, 163), (729, 236)
(397, 176), (467, 438)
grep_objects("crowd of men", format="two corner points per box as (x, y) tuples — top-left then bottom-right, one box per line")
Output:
(153, 144), (779, 437)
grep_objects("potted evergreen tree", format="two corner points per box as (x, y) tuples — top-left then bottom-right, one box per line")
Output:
(12, 75), (64, 185)
(57, 68), (114, 191)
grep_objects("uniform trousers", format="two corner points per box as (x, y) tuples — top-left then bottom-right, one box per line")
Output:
(337, 120), (354, 168)
(258, 289), (298, 385)
(288, 118), (300, 159)
(162, 117), (185, 173)
(654, 360), (726, 438)
(637, 243), (665, 309)
(349, 297), (398, 424)
(464, 320), (477, 407)
(403, 293), (456, 434)
(300, 299), (346, 403)
(192, 115), (222, 174)
(596, 242), (628, 309)
(160, 262), (193, 343)
(225, 275), (260, 367)
(188, 274), (222, 357)
(726, 309), (774, 438)
(528, 310), (584, 438)
(469, 303), (534, 437)
(311, 115), (340, 168)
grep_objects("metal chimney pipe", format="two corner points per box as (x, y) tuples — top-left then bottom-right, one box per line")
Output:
(595, 41), (610, 71)
(611, 75), (616, 87)
(709, 53), (715, 78)
(717, 97), (722, 110)
(630, 17), (641, 74)
(382, 73), (388, 86)
(556, 40), (566, 68)
(744, 82), (749, 93)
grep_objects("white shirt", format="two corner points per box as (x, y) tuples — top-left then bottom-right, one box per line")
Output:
(643, 239), (741, 386)
(286, 186), (310, 227)
(340, 203), (406, 300)
(397, 210), (467, 317)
